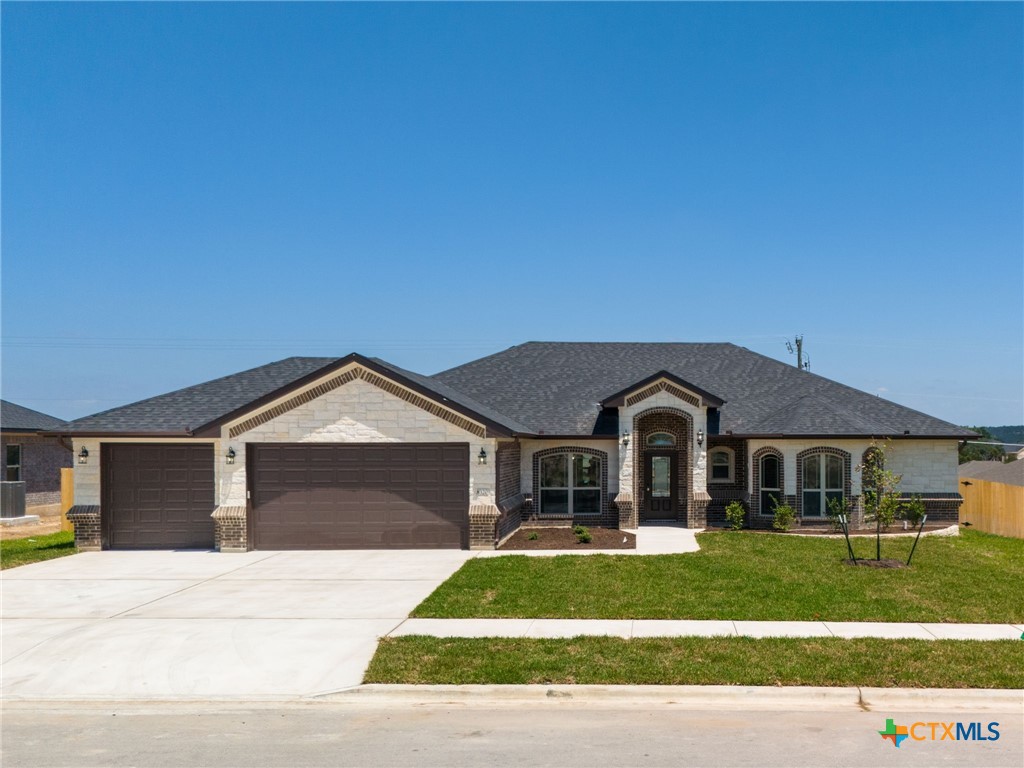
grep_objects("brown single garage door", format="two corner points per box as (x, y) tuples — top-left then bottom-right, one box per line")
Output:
(102, 444), (215, 549)
(251, 443), (469, 549)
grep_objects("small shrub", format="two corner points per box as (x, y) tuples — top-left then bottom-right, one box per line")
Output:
(901, 495), (926, 527)
(772, 503), (796, 532)
(527, 531), (539, 541)
(724, 501), (746, 531)
(573, 525), (592, 544)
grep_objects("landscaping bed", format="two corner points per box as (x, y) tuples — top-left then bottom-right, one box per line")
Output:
(412, 529), (1024, 623)
(366, 636), (1024, 689)
(0, 530), (76, 570)
(500, 527), (635, 550)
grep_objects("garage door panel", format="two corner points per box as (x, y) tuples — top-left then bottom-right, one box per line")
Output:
(102, 444), (215, 550)
(252, 442), (468, 550)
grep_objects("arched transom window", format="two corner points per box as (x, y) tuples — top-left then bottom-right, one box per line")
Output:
(539, 453), (602, 516)
(646, 432), (676, 447)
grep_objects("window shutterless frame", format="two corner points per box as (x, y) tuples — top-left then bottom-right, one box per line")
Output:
(539, 453), (602, 516)
(802, 453), (843, 517)
(708, 447), (734, 483)
(4, 444), (21, 482)
(760, 454), (781, 515)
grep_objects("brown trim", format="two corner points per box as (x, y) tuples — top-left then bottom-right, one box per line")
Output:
(41, 430), (196, 438)
(602, 370), (726, 408)
(729, 433), (972, 440)
(530, 434), (619, 440)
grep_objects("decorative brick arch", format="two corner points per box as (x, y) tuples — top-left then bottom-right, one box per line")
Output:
(795, 446), (852, 518)
(633, 408), (693, 524)
(751, 446), (784, 517)
(531, 445), (611, 525)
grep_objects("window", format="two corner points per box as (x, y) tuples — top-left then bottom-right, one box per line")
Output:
(646, 432), (675, 447)
(708, 448), (734, 483)
(539, 453), (602, 516)
(760, 454), (781, 515)
(802, 453), (844, 517)
(5, 444), (21, 481)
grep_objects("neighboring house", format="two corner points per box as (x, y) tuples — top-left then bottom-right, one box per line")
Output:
(1, 399), (72, 506)
(56, 343), (974, 552)
(959, 460), (1024, 486)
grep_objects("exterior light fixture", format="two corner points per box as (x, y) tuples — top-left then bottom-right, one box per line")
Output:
(77, 446), (89, 465)
(478, 447), (487, 465)
(696, 429), (705, 447)
(621, 431), (630, 448)
(226, 447), (236, 465)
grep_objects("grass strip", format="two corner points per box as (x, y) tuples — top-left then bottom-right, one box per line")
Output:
(0, 530), (76, 570)
(366, 636), (1024, 689)
(412, 530), (1024, 623)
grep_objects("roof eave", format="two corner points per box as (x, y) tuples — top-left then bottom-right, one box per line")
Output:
(725, 432), (974, 440)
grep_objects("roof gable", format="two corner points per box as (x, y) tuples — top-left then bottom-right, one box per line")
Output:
(601, 371), (726, 408)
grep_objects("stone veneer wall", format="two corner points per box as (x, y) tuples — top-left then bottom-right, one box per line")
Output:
(1, 434), (72, 506)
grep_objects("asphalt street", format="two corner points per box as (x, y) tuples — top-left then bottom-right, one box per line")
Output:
(2, 701), (1021, 768)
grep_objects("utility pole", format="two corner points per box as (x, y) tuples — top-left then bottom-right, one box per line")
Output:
(786, 335), (810, 371)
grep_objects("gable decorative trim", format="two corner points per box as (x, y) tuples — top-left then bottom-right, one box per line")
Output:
(228, 366), (486, 439)
(625, 380), (700, 408)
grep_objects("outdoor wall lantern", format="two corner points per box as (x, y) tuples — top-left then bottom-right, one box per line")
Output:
(696, 429), (705, 447)
(478, 447), (488, 465)
(77, 446), (89, 465)
(226, 447), (236, 465)
(621, 431), (630, 448)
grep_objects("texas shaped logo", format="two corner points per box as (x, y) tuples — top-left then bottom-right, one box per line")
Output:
(880, 718), (909, 748)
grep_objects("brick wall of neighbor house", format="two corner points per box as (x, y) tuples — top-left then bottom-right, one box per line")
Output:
(219, 368), (496, 550)
(706, 436), (747, 526)
(1, 434), (72, 506)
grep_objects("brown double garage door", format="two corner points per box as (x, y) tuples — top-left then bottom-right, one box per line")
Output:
(250, 443), (470, 549)
(102, 442), (470, 550)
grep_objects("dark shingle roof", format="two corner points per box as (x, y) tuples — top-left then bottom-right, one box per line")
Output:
(1, 400), (67, 432)
(959, 460), (1024, 487)
(59, 357), (340, 433)
(432, 342), (975, 438)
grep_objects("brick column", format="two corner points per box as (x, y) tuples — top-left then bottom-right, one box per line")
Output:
(690, 490), (710, 528)
(212, 506), (247, 552)
(66, 505), (101, 551)
(614, 492), (636, 528)
(469, 503), (499, 550)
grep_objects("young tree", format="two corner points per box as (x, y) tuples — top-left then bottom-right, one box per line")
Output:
(858, 441), (904, 561)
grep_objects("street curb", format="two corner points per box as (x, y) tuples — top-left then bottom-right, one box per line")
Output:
(318, 684), (1024, 712)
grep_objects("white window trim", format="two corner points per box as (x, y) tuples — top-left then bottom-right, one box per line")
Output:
(539, 453), (603, 517)
(708, 446), (735, 484)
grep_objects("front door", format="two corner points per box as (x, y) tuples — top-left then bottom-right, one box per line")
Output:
(643, 450), (677, 521)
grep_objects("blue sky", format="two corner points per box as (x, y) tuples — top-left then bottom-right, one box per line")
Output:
(2, 3), (1022, 427)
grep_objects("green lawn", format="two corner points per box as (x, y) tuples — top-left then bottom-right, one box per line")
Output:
(0, 531), (76, 570)
(413, 530), (1024, 623)
(366, 636), (1024, 688)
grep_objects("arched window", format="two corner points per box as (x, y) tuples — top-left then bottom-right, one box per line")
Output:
(646, 432), (676, 447)
(708, 447), (735, 483)
(539, 453), (602, 516)
(760, 454), (781, 515)
(802, 453), (844, 517)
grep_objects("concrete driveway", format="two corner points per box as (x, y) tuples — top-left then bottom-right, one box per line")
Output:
(1, 549), (473, 700)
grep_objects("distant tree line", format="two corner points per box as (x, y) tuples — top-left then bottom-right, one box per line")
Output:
(958, 425), (1023, 464)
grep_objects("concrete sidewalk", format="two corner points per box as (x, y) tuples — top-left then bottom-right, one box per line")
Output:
(391, 617), (1024, 640)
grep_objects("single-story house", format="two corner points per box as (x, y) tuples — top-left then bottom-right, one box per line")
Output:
(1, 399), (72, 507)
(55, 343), (974, 552)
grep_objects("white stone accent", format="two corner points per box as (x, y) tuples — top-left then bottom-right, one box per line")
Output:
(221, 377), (494, 506)
(519, 439), (619, 495)
(618, 390), (709, 498)
(71, 439), (101, 505)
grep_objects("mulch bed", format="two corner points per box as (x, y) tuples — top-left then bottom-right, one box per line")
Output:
(499, 527), (636, 551)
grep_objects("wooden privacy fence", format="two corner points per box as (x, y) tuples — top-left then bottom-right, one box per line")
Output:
(959, 477), (1024, 539)
(60, 467), (74, 532)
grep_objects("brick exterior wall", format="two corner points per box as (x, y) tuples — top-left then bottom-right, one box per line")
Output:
(1, 434), (72, 507)
(212, 506), (247, 552)
(706, 436), (747, 526)
(492, 440), (524, 544)
(66, 505), (101, 551)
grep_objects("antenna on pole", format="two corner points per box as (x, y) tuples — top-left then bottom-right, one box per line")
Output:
(786, 335), (810, 371)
